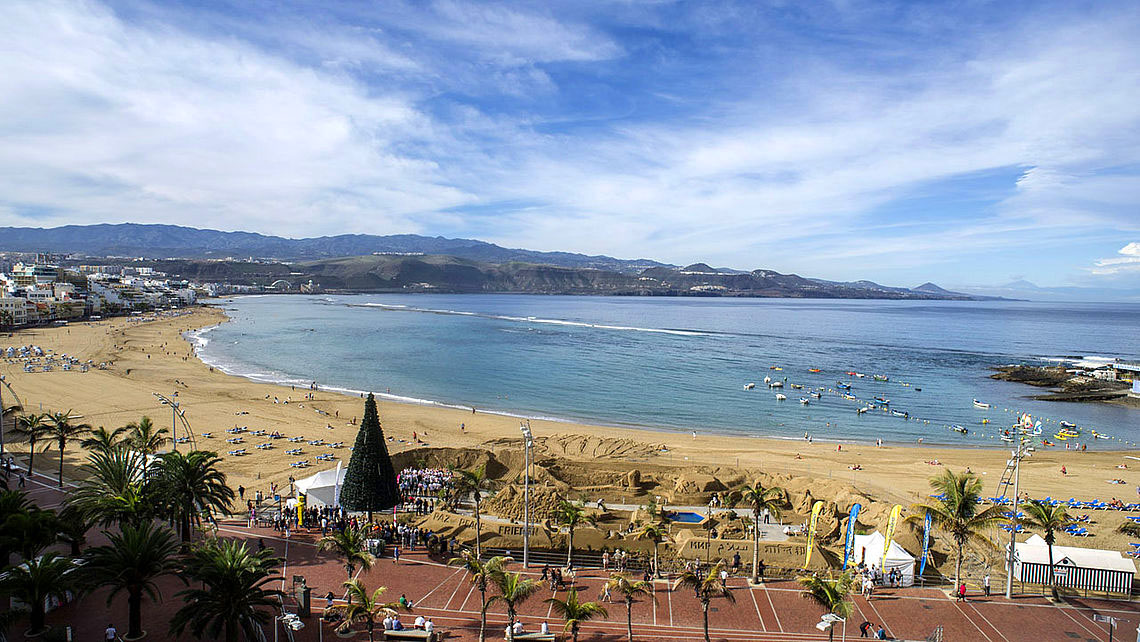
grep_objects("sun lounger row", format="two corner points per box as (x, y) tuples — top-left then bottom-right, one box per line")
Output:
(290, 460), (309, 468)
(285, 448), (303, 456)
(228, 448), (248, 456)
(316, 453), (335, 462)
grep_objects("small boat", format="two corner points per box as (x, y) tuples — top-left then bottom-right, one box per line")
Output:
(1043, 440), (1055, 446)
(764, 376), (771, 384)
(790, 383), (803, 389)
(973, 400), (991, 409)
(915, 387), (922, 392)
(770, 366), (782, 371)
(1093, 432), (1109, 440)
(891, 409), (909, 419)
(775, 394), (787, 401)
(810, 391), (822, 399)
(875, 396), (890, 404)
(846, 371), (857, 376)
(1053, 433), (1068, 441)
(1001, 435), (1013, 442)
(770, 381), (784, 389)
(800, 397), (810, 405)
(950, 424), (968, 435)
(744, 383), (756, 390)
(836, 381), (852, 390)
(854, 373), (865, 378)
(873, 374), (889, 382)
(808, 368), (822, 373)
(843, 393), (858, 400)
(1060, 421), (1077, 429)
(856, 407), (868, 414)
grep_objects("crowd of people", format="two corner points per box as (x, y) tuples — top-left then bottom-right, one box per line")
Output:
(397, 467), (454, 497)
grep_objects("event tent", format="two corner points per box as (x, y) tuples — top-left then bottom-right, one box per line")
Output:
(853, 531), (916, 586)
(294, 464), (346, 507)
(1011, 534), (1136, 594)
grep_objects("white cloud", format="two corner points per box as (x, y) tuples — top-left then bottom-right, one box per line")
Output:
(1091, 242), (1140, 275)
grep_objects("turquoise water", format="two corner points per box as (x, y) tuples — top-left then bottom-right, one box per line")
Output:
(191, 294), (1140, 448)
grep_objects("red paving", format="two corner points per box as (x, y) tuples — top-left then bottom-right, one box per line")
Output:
(17, 478), (1140, 641)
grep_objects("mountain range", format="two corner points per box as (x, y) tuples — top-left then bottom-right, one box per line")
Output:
(0, 223), (991, 300)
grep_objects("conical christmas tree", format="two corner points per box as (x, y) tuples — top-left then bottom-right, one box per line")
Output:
(339, 393), (400, 517)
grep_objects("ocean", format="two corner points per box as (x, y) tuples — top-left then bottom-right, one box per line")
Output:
(190, 294), (1140, 448)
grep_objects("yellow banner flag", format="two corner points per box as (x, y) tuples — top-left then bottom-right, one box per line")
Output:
(804, 500), (824, 568)
(881, 504), (903, 571)
(297, 492), (307, 527)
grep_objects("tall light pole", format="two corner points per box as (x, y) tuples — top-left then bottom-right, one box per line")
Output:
(1005, 413), (1030, 599)
(153, 392), (182, 451)
(520, 421), (533, 569)
(0, 374), (6, 458)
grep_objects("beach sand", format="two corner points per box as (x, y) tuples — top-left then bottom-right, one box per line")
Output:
(4, 306), (1136, 509)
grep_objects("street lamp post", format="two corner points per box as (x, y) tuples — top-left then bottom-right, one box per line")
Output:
(0, 374), (6, 458)
(1005, 414), (1031, 600)
(153, 392), (182, 452)
(520, 421), (533, 569)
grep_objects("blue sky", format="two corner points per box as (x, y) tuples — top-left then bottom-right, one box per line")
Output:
(1, 0), (1138, 288)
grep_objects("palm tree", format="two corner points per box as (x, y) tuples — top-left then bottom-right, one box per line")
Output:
(606, 573), (655, 642)
(125, 416), (170, 456)
(1021, 500), (1073, 599)
(0, 488), (32, 562)
(154, 450), (234, 542)
(488, 570), (540, 641)
(57, 504), (96, 556)
(798, 572), (855, 642)
(739, 482), (783, 583)
(328, 579), (405, 642)
(2, 507), (60, 559)
(82, 522), (181, 640)
(170, 538), (282, 642)
(69, 447), (154, 528)
(318, 523), (376, 578)
(555, 499), (596, 566)
(906, 469), (1004, 588)
(545, 588), (608, 642)
(11, 413), (50, 478)
(632, 522), (667, 577)
(0, 552), (77, 636)
(81, 426), (130, 453)
(449, 552), (507, 642)
(45, 410), (92, 486)
(452, 465), (490, 558)
(672, 561), (734, 642)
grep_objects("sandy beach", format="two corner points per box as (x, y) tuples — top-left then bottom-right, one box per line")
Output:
(2, 305), (1135, 509)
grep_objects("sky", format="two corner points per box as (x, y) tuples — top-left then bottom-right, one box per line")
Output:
(1, 0), (1138, 289)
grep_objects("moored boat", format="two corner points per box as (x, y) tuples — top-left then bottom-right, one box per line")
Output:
(873, 374), (889, 382)
(808, 368), (822, 373)
(799, 397), (810, 405)
(1060, 421), (1077, 428)
(744, 382), (755, 390)
(973, 399), (991, 409)
(775, 393), (787, 401)
(950, 424), (968, 434)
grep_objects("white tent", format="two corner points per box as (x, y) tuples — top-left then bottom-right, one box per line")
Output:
(853, 531), (916, 586)
(294, 463), (346, 507)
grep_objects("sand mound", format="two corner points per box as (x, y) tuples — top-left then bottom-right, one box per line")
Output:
(536, 434), (664, 459)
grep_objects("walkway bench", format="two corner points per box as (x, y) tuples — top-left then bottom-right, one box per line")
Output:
(383, 630), (436, 642)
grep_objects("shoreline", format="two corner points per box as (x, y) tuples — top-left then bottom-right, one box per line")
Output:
(192, 300), (1132, 451)
(2, 306), (1138, 511)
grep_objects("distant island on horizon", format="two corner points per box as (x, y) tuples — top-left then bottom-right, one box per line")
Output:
(2, 222), (1008, 301)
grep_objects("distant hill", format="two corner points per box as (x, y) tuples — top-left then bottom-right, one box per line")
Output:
(956, 280), (1140, 302)
(0, 223), (1001, 300)
(0, 223), (670, 273)
(116, 254), (992, 300)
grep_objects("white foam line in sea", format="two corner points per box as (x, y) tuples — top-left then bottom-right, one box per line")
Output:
(350, 302), (710, 337)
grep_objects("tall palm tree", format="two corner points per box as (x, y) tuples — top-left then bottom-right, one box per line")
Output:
(154, 450), (234, 542)
(672, 561), (734, 642)
(11, 413), (50, 478)
(632, 522), (667, 578)
(2, 507), (60, 560)
(318, 524), (375, 578)
(906, 469), (1004, 588)
(80, 426), (130, 453)
(545, 588), (608, 642)
(452, 465), (490, 559)
(328, 579), (404, 642)
(125, 416), (170, 456)
(798, 572), (855, 642)
(449, 552), (507, 642)
(606, 573), (655, 642)
(170, 538), (282, 642)
(69, 447), (154, 528)
(1021, 500), (1073, 599)
(82, 522), (181, 640)
(555, 500), (596, 566)
(0, 488), (32, 563)
(488, 570), (540, 641)
(45, 410), (92, 487)
(739, 482), (783, 583)
(0, 552), (77, 636)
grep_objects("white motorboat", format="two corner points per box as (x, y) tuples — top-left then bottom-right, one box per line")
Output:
(775, 393), (787, 401)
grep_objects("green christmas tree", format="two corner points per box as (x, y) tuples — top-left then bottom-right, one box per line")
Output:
(339, 393), (400, 519)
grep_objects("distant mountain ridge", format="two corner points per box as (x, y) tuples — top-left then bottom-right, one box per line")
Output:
(0, 223), (994, 300)
(0, 223), (670, 273)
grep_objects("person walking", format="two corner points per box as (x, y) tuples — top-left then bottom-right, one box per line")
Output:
(859, 621), (874, 638)
(957, 582), (967, 601)
(983, 573), (991, 596)
(105, 623), (119, 641)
